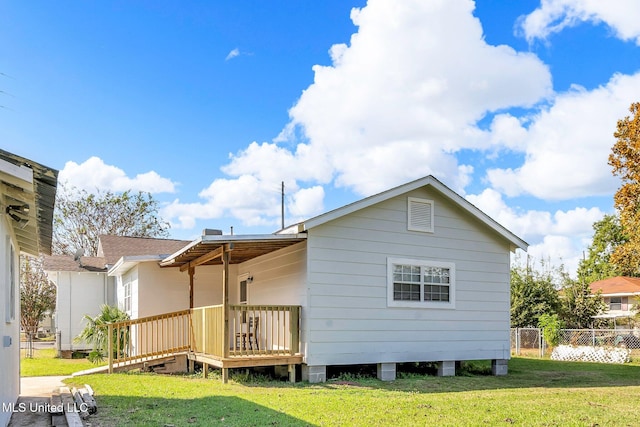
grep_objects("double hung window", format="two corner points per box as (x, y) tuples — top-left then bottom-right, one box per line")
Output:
(387, 258), (455, 308)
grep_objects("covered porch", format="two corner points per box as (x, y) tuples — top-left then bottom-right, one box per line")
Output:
(106, 303), (301, 382)
(108, 232), (307, 382)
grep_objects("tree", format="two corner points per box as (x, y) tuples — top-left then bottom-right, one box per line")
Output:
(608, 102), (640, 276)
(576, 214), (626, 284)
(538, 313), (564, 347)
(75, 304), (130, 364)
(53, 186), (170, 256)
(20, 256), (56, 356)
(510, 259), (561, 328)
(559, 279), (606, 329)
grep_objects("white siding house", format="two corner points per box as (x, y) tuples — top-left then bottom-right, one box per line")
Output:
(153, 175), (527, 382)
(297, 181), (521, 380)
(43, 256), (114, 354)
(0, 149), (57, 427)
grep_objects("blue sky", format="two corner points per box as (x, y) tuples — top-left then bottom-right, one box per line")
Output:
(3, 0), (640, 276)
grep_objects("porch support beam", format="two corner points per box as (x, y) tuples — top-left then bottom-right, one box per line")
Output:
(288, 364), (296, 383)
(222, 244), (230, 360)
(188, 267), (195, 309)
(179, 245), (229, 272)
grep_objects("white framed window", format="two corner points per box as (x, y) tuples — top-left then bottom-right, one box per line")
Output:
(387, 257), (455, 309)
(123, 281), (131, 313)
(408, 197), (434, 233)
(609, 296), (626, 311)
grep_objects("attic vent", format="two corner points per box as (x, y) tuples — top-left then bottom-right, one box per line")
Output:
(408, 197), (434, 233)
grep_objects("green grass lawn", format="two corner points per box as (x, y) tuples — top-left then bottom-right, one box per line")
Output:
(21, 348), (103, 377)
(63, 358), (640, 426)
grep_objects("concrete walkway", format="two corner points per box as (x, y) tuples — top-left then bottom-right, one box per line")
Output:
(8, 376), (69, 427)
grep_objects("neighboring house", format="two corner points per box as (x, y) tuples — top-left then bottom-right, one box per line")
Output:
(0, 149), (57, 427)
(43, 235), (188, 355)
(109, 175), (527, 383)
(98, 235), (191, 318)
(43, 255), (111, 355)
(590, 276), (640, 327)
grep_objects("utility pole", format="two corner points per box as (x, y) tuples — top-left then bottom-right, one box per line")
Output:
(281, 181), (285, 230)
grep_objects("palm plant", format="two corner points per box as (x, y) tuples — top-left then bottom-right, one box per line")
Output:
(75, 304), (130, 364)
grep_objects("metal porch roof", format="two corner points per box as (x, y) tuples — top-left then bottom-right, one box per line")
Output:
(160, 234), (307, 269)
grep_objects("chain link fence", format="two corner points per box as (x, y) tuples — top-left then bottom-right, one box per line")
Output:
(511, 328), (640, 358)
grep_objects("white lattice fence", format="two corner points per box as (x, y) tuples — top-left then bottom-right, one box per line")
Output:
(511, 328), (640, 362)
(551, 345), (631, 364)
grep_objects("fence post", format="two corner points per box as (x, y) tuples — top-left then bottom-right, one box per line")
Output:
(108, 323), (113, 374)
(592, 329), (596, 346)
(539, 329), (543, 357)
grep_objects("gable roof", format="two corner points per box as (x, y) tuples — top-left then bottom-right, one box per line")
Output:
(43, 255), (107, 273)
(97, 235), (190, 266)
(280, 175), (528, 252)
(0, 149), (58, 256)
(590, 276), (640, 296)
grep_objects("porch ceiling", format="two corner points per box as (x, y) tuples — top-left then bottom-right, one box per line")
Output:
(160, 234), (307, 270)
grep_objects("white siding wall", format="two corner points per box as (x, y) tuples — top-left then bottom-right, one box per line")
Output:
(305, 188), (512, 366)
(136, 263), (227, 318)
(193, 265), (226, 308)
(50, 271), (113, 351)
(0, 218), (19, 427)
(238, 242), (306, 306)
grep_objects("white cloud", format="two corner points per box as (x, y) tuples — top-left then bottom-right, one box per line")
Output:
(487, 73), (640, 199)
(273, 0), (551, 196)
(519, 0), (640, 45)
(467, 188), (605, 276)
(162, 175), (325, 230)
(59, 156), (176, 194)
(225, 48), (240, 61)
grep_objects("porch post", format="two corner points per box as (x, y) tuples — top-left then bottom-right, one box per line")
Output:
(222, 244), (230, 360)
(107, 323), (113, 374)
(189, 267), (195, 309)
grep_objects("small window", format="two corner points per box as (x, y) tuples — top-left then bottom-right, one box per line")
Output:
(609, 297), (622, 311)
(124, 282), (131, 313)
(239, 279), (248, 305)
(408, 197), (434, 233)
(388, 258), (455, 309)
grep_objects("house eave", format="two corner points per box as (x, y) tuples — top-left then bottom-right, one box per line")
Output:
(108, 255), (165, 276)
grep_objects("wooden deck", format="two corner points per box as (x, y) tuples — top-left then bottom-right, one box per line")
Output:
(106, 305), (302, 382)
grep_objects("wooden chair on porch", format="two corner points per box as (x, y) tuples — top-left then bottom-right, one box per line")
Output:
(235, 316), (260, 351)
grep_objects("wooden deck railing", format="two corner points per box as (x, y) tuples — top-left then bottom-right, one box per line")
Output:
(191, 305), (224, 358)
(191, 304), (301, 357)
(228, 305), (300, 357)
(107, 304), (301, 372)
(107, 309), (191, 373)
